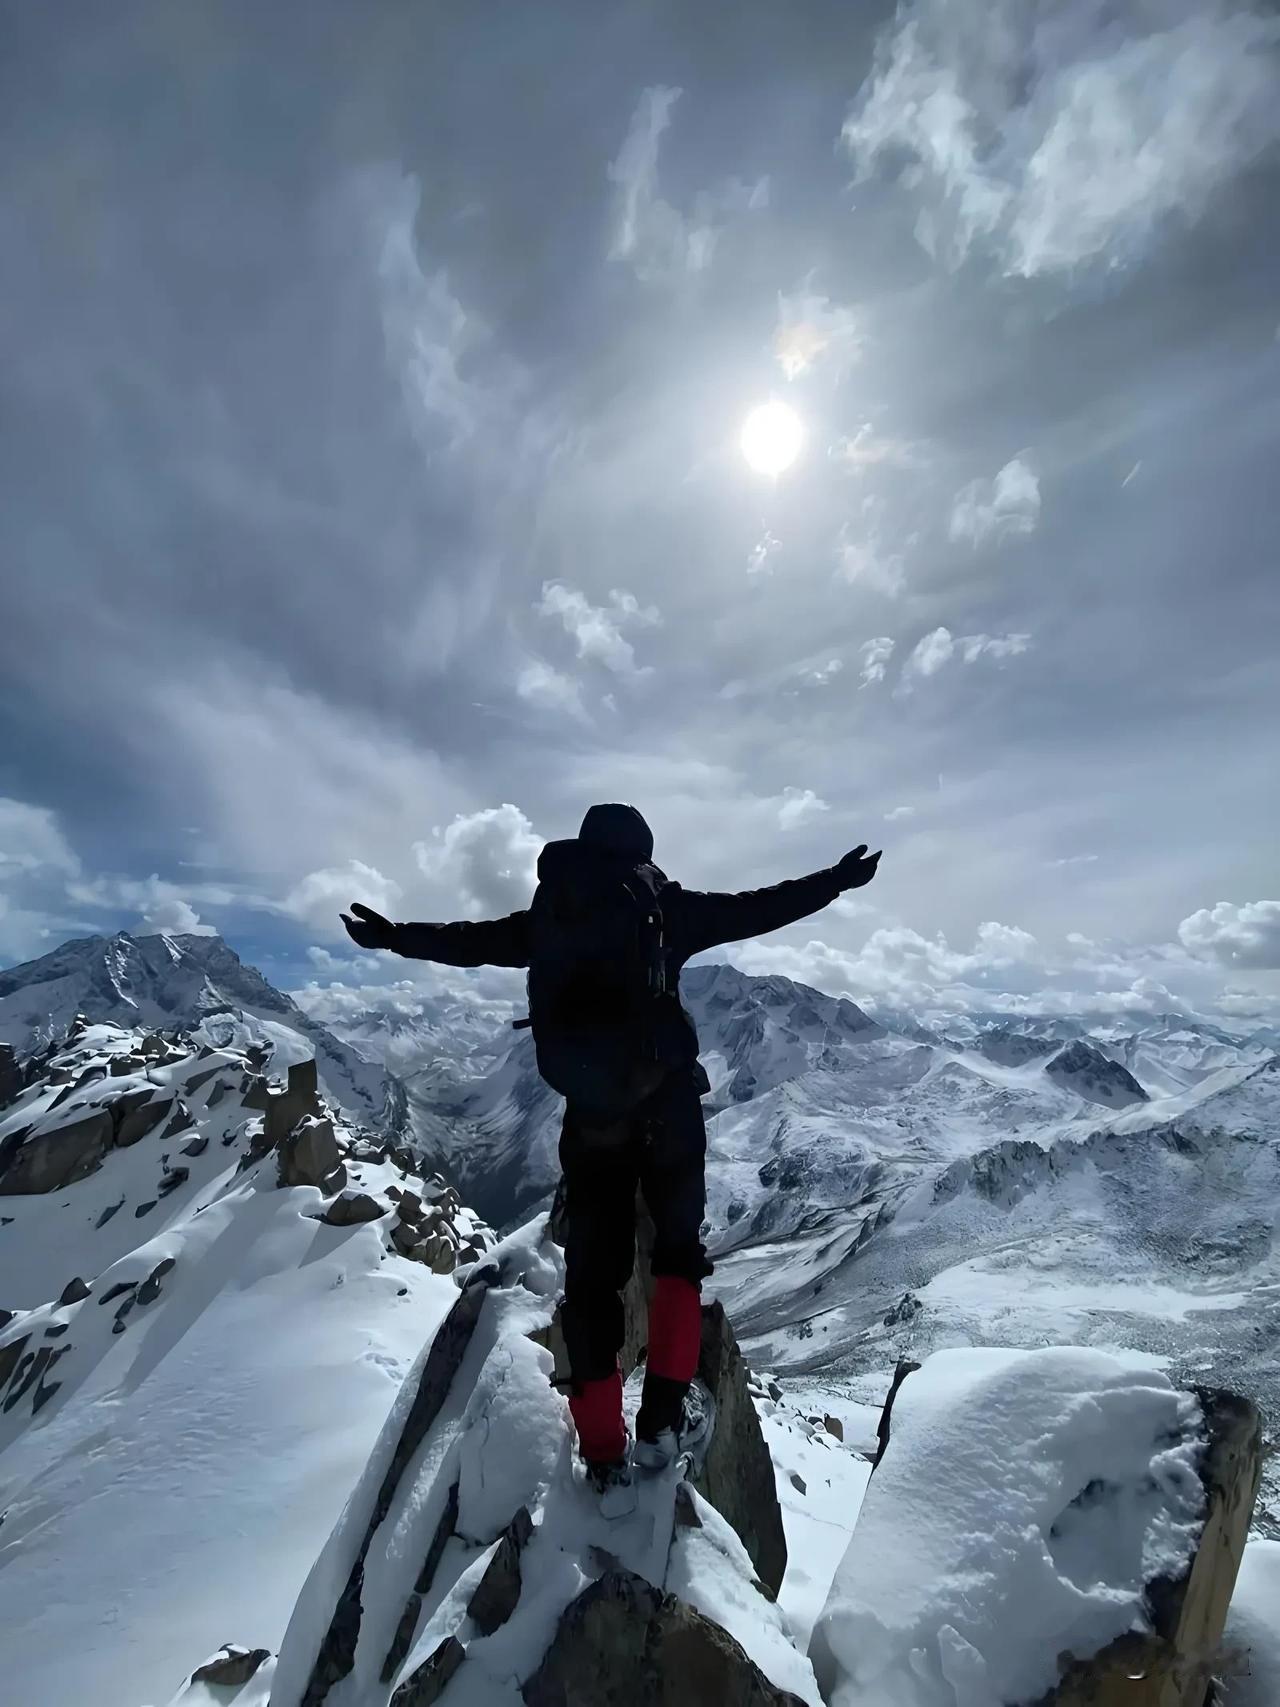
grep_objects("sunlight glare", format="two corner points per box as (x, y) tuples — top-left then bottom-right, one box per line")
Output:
(741, 401), (803, 475)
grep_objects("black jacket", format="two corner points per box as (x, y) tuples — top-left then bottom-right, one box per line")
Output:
(388, 864), (843, 1068)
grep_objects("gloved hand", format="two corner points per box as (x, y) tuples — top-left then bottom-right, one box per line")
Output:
(835, 845), (882, 890)
(340, 902), (398, 951)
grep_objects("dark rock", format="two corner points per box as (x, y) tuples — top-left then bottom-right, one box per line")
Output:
(0, 1043), (22, 1110)
(302, 1280), (491, 1705)
(99, 1280), (136, 1306)
(183, 1064), (223, 1095)
(134, 1200), (157, 1218)
(96, 1198), (125, 1228)
(789, 1474), (806, 1495)
(181, 1135), (209, 1157)
(158, 1166), (189, 1197)
(137, 1257), (176, 1305)
(379, 1481), (461, 1684)
(0, 1109), (114, 1194)
(205, 1079), (229, 1109)
(160, 1102), (192, 1141)
(691, 1301), (788, 1598)
(241, 1074), (272, 1110)
(58, 1277), (91, 1306)
(389, 1636), (465, 1707)
(113, 1089), (172, 1148)
(467, 1505), (533, 1636)
(674, 1484), (702, 1529)
(322, 1191), (386, 1227)
(0, 1333), (30, 1392)
(873, 1360), (921, 1470)
(3, 1343), (57, 1412)
(191, 1644), (272, 1687)
(32, 1377), (62, 1414)
(0, 1308), (12, 1330)
(278, 1115), (343, 1190)
(44, 1323), (69, 1337)
(822, 1415), (844, 1443)
(521, 1569), (808, 1707)
(883, 1291), (923, 1328)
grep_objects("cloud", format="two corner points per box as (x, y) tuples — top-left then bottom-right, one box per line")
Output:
(1050, 853), (1100, 868)
(906, 625), (956, 679)
(859, 637), (895, 687)
(837, 527), (907, 596)
(537, 582), (660, 675)
(516, 658), (587, 719)
(1178, 899), (1280, 968)
(832, 424), (924, 472)
(959, 632), (1032, 662)
(884, 805), (916, 822)
(608, 86), (768, 284)
(414, 803), (541, 917)
(67, 873), (238, 936)
(0, 798), (80, 880)
(774, 289), (861, 379)
(950, 457), (1041, 546)
(843, 0), (1280, 276)
(281, 861), (403, 933)
(747, 530), (781, 577)
(808, 658), (844, 686)
(777, 787), (830, 831)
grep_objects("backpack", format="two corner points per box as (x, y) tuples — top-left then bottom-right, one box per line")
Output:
(517, 838), (670, 1119)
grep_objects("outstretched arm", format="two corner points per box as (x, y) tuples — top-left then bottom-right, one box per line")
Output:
(340, 902), (530, 968)
(671, 846), (881, 960)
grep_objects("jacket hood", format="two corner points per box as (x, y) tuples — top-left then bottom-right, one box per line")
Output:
(577, 802), (654, 862)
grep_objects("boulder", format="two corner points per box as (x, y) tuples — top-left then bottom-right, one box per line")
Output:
(181, 1135), (209, 1157)
(468, 1506), (534, 1636)
(690, 1301), (788, 1598)
(263, 1057), (323, 1151)
(191, 1644), (272, 1687)
(389, 1636), (465, 1707)
(322, 1190), (387, 1227)
(278, 1115), (343, 1190)
(58, 1277), (91, 1306)
(0, 1109), (114, 1194)
(113, 1089), (172, 1147)
(137, 1257), (176, 1306)
(0, 1043), (23, 1110)
(1039, 1386), (1263, 1706)
(521, 1569), (808, 1707)
(823, 1415), (844, 1443)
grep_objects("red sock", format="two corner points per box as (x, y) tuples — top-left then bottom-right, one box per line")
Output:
(647, 1276), (702, 1383)
(569, 1369), (626, 1463)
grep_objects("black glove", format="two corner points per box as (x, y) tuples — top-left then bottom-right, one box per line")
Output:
(340, 902), (398, 951)
(834, 845), (881, 890)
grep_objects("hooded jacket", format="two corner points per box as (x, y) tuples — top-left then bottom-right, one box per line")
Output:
(390, 803), (843, 1068)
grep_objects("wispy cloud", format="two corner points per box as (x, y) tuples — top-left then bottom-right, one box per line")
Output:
(884, 805), (917, 822)
(747, 530), (781, 577)
(843, 0), (1280, 276)
(959, 632), (1032, 663)
(902, 626), (1032, 688)
(777, 787), (830, 831)
(608, 86), (767, 284)
(774, 288), (861, 379)
(516, 658), (587, 719)
(833, 423), (924, 473)
(838, 500), (908, 595)
(537, 582), (661, 676)
(859, 636), (895, 687)
(950, 456), (1041, 547)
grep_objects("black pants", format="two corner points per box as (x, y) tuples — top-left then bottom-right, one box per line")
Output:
(558, 1068), (713, 1385)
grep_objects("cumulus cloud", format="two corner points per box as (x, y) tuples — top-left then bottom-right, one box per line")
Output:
(859, 636), (895, 687)
(516, 658), (586, 719)
(608, 86), (768, 283)
(0, 797), (81, 880)
(843, 0), (1280, 276)
(281, 860), (403, 933)
(906, 625), (957, 679)
(774, 288), (861, 379)
(68, 873), (233, 936)
(777, 787), (830, 831)
(537, 582), (660, 676)
(1178, 899), (1280, 968)
(414, 803), (541, 917)
(950, 457), (1041, 547)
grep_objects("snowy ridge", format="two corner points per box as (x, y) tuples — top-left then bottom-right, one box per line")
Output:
(0, 932), (401, 1128)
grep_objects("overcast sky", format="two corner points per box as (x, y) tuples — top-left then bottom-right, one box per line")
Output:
(2, 0), (1278, 1023)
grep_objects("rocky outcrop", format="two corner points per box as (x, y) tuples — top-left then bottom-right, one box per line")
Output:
(190, 1644), (271, 1686)
(1038, 1386), (1263, 1706)
(278, 1115), (346, 1193)
(521, 1569), (808, 1707)
(389, 1636), (464, 1707)
(0, 1109), (114, 1193)
(1046, 1039), (1148, 1108)
(58, 1276), (91, 1305)
(467, 1505), (533, 1636)
(112, 1088), (172, 1147)
(321, 1190), (387, 1226)
(0, 1042), (22, 1109)
(690, 1301), (788, 1598)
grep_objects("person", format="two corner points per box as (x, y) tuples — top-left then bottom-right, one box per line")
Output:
(341, 803), (880, 1497)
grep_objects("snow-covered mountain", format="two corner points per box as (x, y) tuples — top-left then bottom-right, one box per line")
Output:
(0, 932), (401, 1127)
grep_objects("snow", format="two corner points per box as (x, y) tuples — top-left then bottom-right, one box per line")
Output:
(809, 1347), (1207, 1707)
(1222, 1539), (1280, 1706)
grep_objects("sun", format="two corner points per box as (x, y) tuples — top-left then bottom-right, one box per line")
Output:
(741, 400), (803, 476)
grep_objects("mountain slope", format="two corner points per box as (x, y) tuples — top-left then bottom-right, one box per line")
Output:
(0, 932), (399, 1126)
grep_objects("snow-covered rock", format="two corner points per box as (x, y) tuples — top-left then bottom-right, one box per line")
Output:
(809, 1348), (1234, 1707)
(1045, 1037), (1149, 1108)
(0, 931), (399, 1126)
